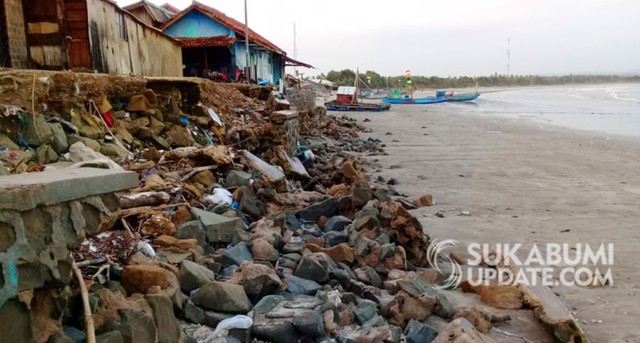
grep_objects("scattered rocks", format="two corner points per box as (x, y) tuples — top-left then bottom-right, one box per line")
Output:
(405, 319), (439, 343)
(146, 294), (180, 343)
(191, 282), (252, 313)
(323, 215), (352, 233)
(284, 274), (323, 295)
(354, 299), (378, 324)
(179, 260), (216, 293)
(293, 310), (326, 338)
(294, 253), (336, 283)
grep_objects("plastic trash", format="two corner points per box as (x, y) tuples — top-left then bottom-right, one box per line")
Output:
(205, 188), (233, 205)
(204, 315), (253, 341)
(207, 108), (224, 127)
(136, 241), (156, 258)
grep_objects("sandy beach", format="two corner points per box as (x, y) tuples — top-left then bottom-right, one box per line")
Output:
(348, 100), (640, 342)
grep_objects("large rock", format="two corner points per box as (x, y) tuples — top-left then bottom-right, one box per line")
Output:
(224, 170), (253, 188)
(219, 242), (253, 266)
(146, 294), (180, 343)
(304, 243), (354, 264)
(251, 318), (300, 343)
(297, 198), (339, 222)
(228, 262), (282, 300)
(179, 260), (216, 293)
(101, 143), (130, 158)
(252, 295), (285, 315)
(323, 230), (348, 247)
(292, 310), (326, 338)
(79, 125), (102, 139)
(191, 170), (216, 189)
(191, 208), (243, 244)
(104, 309), (157, 343)
(191, 282), (252, 313)
(175, 220), (207, 248)
(67, 135), (101, 152)
(354, 299), (378, 325)
(352, 180), (372, 209)
(323, 215), (352, 233)
(284, 274), (322, 295)
(120, 264), (178, 295)
(49, 122), (69, 153)
(236, 186), (266, 220)
(0, 299), (33, 342)
(405, 320), (438, 343)
(166, 125), (196, 147)
(23, 113), (54, 146)
(0, 132), (20, 150)
(95, 331), (125, 343)
(184, 301), (205, 324)
(35, 144), (59, 164)
(294, 253), (336, 283)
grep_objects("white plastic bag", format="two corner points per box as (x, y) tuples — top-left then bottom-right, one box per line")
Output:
(205, 188), (233, 205)
(203, 315), (253, 341)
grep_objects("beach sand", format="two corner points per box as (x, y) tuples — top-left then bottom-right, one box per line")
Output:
(349, 104), (640, 342)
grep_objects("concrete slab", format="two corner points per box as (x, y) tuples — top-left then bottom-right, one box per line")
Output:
(0, 168), (138, 211)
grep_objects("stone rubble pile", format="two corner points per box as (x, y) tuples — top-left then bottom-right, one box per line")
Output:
(0, 71), (533, 343)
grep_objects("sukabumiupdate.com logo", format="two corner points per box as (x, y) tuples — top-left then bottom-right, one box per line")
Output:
(426, 239), (614, 289)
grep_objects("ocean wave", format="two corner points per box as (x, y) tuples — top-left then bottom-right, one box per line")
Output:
(607, 89), (639, 103)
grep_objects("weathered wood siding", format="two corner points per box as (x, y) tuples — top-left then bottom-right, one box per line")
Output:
(127, 6), (154, 28)
(3, 0), (28, 68)
(86, 0), (182, 76)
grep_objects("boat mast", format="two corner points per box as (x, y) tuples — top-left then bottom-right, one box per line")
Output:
(353, 67), (359, 104)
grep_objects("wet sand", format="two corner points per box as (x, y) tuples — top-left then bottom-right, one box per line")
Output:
(349, 104), (640, 342)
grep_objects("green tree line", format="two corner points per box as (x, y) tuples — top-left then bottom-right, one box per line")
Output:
(321, 69), (640, 89)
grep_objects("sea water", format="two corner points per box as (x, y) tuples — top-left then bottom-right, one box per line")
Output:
(449, 83), (640, 137)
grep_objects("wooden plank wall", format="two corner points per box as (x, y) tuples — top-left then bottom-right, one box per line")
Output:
(86, 0), (182, 76)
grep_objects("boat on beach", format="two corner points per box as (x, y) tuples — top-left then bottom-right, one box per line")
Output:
(382, 96), (446, 104)
(444, 92), (481, 102)
(382, 89), (481, 104)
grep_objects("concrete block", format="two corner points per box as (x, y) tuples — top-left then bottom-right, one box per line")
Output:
(191, 208), (242, 244)
(0, 168), (138, 211)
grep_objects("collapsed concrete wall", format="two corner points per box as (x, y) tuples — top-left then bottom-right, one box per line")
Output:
(0, 167), (138, 310)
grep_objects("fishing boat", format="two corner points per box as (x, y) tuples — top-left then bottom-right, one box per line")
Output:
(324, 68), (391, 112)
(382, 96), (446, 104)
(445, 92), (481, 102)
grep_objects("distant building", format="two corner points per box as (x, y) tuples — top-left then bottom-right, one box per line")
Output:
(123, 0), (177, 28)
(0, 0), (182, 76)
(161, 1), (311, 85)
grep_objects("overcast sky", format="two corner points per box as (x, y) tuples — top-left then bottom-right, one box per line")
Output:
(118, 0), (640, 77)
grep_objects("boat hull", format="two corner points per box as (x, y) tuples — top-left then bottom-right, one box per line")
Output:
(382, 97), (447, 104)
(446, 93), (481, 102)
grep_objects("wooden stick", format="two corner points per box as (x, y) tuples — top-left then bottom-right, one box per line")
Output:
(179, 165), (218, 182)
(71, 260), (96, 343)
(118, 202), (190, 218)
(120, 218), (135, 238)
(75, 258), (105, 267)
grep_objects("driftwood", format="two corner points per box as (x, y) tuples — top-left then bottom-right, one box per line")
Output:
(163, 145), (233, 166)
(179, 165), (218, 182)
(118, 202), (189, 219)
(72, 260), (96, 343)
(120, 191), (171, 209)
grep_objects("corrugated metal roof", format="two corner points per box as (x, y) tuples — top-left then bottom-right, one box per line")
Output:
(174, 36), (236, 48)
(161, 1), (285, 55)
(337, 86), (357, 95)
(284, 56), (314, 69)
(123, 0), (175, 24)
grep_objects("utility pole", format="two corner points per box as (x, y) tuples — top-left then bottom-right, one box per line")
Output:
(507, 36), (511, 75)
(244, 0), (251, 82)
(293, 22), (297, 76)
